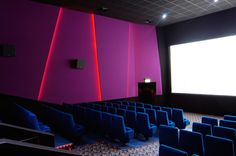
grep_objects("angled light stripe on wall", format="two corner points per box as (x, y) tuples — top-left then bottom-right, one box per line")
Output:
(90, 14), (102, 101)
(38, 8), (63, 100)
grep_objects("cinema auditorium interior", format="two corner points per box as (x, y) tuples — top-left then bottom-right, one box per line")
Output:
(1, 0), (236, 155)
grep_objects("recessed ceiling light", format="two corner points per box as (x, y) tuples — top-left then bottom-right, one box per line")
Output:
(162, 13), (167, 19)
(214, 0), (218, 3)
(145, 19), (152, 24)
(99, 6), (109, 12)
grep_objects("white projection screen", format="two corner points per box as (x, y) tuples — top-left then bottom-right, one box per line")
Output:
(170, 35), (236, 96)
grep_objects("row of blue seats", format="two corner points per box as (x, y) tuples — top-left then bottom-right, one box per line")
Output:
(0, 104), (51, 133)
(75, 103), (190, 129)
(159, 124), (235, 156)
(84, 102), (190, 129)
(81, 108), (134, 144)
(39, 104), (84, 141)
(76, 106), (157, 140)
(159, 115), (236, 156)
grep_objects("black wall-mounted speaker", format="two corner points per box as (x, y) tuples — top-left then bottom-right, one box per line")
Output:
(75, 59), (85, 69)
(0, 44), (16, 57)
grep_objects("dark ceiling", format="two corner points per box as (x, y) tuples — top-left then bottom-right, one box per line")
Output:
(32, 0), (236, 26)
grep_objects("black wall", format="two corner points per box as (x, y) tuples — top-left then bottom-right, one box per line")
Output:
(157, 7), (236, 116)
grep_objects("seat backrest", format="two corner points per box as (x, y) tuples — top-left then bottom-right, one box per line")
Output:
(192, 122), (212, 137)
(172, 108), (185, 129)
(15, 104), (40, 130)
(107, 107), (117, 114)
(213, 126), (236, 142)
(128, 102), (136, 107)
(136, 112), (150, 129)
(156, 110), (169, 126)
(127, 106), (136, 111)
(111, 114), (126, 135)
(94, 105), (102, 111)
(112, 103), (120, 108)
(125, 110), (136, 129)
(220, 120), (236, 130)
(101, 112), (112, 134)
(136, 107), (145, 113)
(161, 107), (172, 120)
(136, 102), (144, 108)
(179, 130), (204, 156)
(144, 104), (152, 109)
(202, 116), (218, 128)
(159, 144), (188, 156)
(152, 106), (161, 111)
(225, 115), (236, 122)
(205, 135), (235, 156)
(120, 105), (127, 110)
(106, 103), (113, 107)
(116, 108), (126, 118)
(145, 108), (156, 124)
(159, 125), (179, 148)
(101, 106), (108, 112)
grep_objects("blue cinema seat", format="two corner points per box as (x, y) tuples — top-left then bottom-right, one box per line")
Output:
(152, 106), (161, 111)
(127, 106), (136, 111)
(76, 106), (85, 124)
(101, 106), (108, 112)
(15, 104), (51, 133)
(172, 108), (190, 129)
(125, 110), (137, 130)
(192, 122), (212, 140)
(205, 135), (235, 156)
(136, 102), (144, 108)
(145, 108), (156, 124)
(136, 107), (145, 113)
(220, 120), (236, 130)
(90, 109), (102, 133)
(101, 112), (112, 136)
(213, 126), (236, 155)
(156, 110), (175, 127)
(161, 107), (172, 120)
(136, 112), (157, 139)
(144, 104), (152, 109)
(111, 114), (134, 144)
(120, 105), (127, 110)
(202, 116), (218, 130)
(128, 102), (136, 107)
(107, 107), (117, 114)
(159, 144), (188, 156)
(179, 130), (204, 156)
(159, 125), (179, 148)
(225, 115), (236, 122)
(116, 108), (126, 118)
(40, 104), (84, 140)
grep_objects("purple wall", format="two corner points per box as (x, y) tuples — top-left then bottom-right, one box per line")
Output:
(95, 15), (130, 100)
(41, 9), (99, 103)
(0, 0), (58, 99)
(133, 24), (163, 95)
(0, 0), (162, 104)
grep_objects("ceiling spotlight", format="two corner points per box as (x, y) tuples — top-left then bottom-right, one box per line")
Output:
(99, 6), (109, 12)
(162, 13), (167, 19)
(145, 19), (152, 24)
(214, 0), (218, 2)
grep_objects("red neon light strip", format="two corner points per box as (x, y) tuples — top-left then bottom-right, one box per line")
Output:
(38, 8), (63, 100)
(90, 14), (102, 101)
(127, 24), (131, 97)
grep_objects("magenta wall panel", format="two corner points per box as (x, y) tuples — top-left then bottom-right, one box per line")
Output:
(0, 0), (162, 104)
(133, 24), (162, 95)
(40, 9), (99, 104)
(0, 0), (58, 99)
(95, 15), (131, 100)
